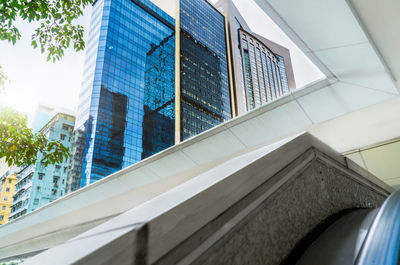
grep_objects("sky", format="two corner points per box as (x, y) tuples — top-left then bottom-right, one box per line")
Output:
(0, 0), (324, 124)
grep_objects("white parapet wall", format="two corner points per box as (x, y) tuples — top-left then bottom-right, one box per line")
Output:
(20, 133), (392, 265)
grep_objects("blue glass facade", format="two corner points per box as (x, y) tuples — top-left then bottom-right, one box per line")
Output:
(68, 0), (234, 190)
(70, 0), (176, 188)
(142, 32), (175, 158)
(179, 0), (232, 140)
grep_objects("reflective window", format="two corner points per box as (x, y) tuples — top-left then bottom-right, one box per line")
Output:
(142, 33), (175, 158)
(180, 0), (231, 140)
(72, 0), (175, 188)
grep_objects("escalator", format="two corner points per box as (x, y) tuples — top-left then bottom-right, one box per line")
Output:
(293, 190), (400, 265)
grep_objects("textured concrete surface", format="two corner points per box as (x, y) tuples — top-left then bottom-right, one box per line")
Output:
(190, 159), (386, 265)
(17, 134), (390, 265)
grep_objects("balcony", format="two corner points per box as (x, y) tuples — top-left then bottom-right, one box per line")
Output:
(15, 181), (32, 194)
(12, 193), (29, 206)
(16, 165), (34, 185)
(13, 189), (25, 201)
(10, 204), (28, 219)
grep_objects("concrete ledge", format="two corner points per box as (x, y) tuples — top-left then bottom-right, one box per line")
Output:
(20, 133), (391, 265)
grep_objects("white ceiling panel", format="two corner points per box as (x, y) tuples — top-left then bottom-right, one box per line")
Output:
(313, 43), (398, 94)
(297, 82), (395, 123)
(260, 0), (368, 51)
(349, 0), (400, 90)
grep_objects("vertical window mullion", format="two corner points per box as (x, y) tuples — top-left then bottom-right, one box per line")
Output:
(267, 56), (276, 100)
(242, 39), (255, 109)
(256, 48), (266, 104)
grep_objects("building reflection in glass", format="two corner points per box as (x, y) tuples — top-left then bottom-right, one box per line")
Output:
(69, 0), (175, 189)
(90, 86), (128, 182)
(142, 33), (176, 159)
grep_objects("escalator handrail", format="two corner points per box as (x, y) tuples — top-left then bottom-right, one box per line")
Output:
(355, 189), (400, 265)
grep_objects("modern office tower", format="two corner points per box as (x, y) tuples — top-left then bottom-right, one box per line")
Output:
(68, 0), (176, 190)
(67, 0), (233, 191)
(10, 113), (75, 220)
(215, 0), (296, 115)
(176, 0), (233, 141)
(0, 169), (18, 225)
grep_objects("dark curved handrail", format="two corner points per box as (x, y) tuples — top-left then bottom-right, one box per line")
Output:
(355, 189), (400, 265)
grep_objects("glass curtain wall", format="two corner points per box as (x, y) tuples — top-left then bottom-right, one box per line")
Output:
(70, 0), (175, 189)
(179, 0), (232, 141)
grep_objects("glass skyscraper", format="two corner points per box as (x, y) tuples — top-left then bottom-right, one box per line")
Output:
(68, 0), (177, 190)
(178, 0), (232, 141)
(67, 0), (233, 191)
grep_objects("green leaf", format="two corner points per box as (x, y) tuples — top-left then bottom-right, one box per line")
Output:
(0, 106), (70, 167)
(1, 0), (94, 61)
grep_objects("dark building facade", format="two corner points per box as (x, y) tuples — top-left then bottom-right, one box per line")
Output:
(178, 0), (233, 141)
